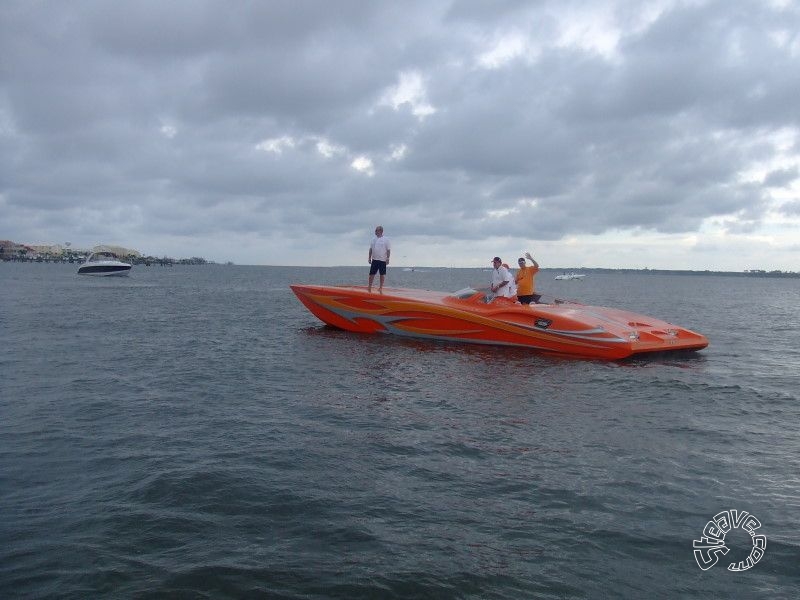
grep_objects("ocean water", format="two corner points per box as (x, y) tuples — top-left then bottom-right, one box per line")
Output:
(1, 262), (799, 599)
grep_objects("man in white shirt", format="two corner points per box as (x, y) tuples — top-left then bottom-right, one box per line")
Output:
(490, 257), (514, 298)
(368, 225), (391, 293)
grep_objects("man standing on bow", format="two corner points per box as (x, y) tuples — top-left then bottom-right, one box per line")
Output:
(368, 225), (391, 293)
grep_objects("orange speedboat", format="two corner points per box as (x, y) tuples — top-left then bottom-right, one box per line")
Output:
(290, 284), (708, 360)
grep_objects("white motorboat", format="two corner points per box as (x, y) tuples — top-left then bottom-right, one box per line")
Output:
(77, 251), (132, 276)
(554, 272), (586, 280)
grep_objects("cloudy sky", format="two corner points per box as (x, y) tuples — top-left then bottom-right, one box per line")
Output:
(2, 0), (799, 270)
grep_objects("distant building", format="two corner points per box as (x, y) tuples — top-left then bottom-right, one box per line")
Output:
(28, 243), (66, 257)
(92, 244), (141, 258)
(0, 240), (31, 260)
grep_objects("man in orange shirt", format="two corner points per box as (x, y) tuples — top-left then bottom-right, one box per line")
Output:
(515, 251), (540, 304)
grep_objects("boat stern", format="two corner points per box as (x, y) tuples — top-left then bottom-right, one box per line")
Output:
(626, 323), (709, 355)
(585, 306), (708, 357)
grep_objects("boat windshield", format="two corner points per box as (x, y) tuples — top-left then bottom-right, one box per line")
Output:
(451, 287), (479, 299)
(450, 287), (498, 303)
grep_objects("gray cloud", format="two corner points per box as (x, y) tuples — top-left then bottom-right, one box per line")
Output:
(1, 0), (799, 269)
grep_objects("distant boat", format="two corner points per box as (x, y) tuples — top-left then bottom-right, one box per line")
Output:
(554, 272), (586, 281)
(77, 251), (132, 276)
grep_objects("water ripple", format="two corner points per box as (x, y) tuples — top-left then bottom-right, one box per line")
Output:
(2, 265), (798, 598)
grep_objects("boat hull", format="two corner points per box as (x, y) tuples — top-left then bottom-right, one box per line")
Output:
(77, 264), (132, 276)
(290, 285), (708, 360)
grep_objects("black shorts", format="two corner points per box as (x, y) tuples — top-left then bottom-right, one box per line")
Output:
(369, 260), (387, 275)
(517, 294), (541, 305)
